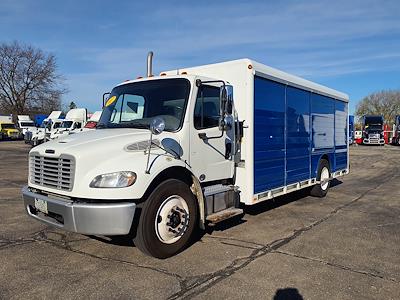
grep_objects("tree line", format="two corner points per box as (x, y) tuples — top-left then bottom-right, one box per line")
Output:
(355, 90), (400, 124)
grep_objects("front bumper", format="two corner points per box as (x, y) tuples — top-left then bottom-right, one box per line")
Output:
(363, 138), (385, 145)
(22, 186), (136, 235)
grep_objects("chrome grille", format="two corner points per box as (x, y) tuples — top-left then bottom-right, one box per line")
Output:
(29, 154), (75, 191)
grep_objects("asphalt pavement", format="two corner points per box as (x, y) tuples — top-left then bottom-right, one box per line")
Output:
(0, 141), (399, 299)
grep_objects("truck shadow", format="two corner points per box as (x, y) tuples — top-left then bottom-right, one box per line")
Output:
(86, 234), (135, 247)
(207, 179), (343, 233)
(273, 287), (304, 300)
(87, 179), (343, 248)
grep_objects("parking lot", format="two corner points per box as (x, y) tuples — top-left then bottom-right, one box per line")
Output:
(0, 141), (399, 299)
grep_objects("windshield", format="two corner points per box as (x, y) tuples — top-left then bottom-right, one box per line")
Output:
(60, 121), (73, 129)
(98, 78), (191, 132)
(20, 122), (35, 127)
(40, 121), (51, 129)
(2, 123), (16, 129)
(365, 124), (382, 131)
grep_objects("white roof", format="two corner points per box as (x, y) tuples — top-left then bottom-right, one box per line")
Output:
(164, 58), (349, 102)
(65, 108), (87, 121)
(17, 115), (32, 121)
(88, 111), (102, 122)
(46, 111), (62, 120)
(0, 115), (12, 122)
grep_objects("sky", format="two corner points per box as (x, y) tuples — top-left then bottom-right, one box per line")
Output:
(0, 0), (399, 114)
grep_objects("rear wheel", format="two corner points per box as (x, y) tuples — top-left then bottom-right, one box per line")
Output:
(310, 159), (330, 197)
(134, 179), (198, 258)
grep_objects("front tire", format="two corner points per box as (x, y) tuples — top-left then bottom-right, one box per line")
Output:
(134, 179), (198, 258)
(310, 159), (330, 198)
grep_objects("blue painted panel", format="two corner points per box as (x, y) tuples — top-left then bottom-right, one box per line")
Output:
(311, 94), (335, 176)
(286, 86), (311, 184)
(335, 100), (348, 170)
(311, 152), (335, 177)
(254, 76), (285, 193)
(311, 94), (335, 151)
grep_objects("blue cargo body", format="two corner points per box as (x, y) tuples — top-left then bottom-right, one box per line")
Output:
(254, 76), (348, 195)
(174, 58), (349, 205)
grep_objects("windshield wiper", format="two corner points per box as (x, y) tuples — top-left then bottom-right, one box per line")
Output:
(124, 123), (149, 129)
(101, 122), (149, 129)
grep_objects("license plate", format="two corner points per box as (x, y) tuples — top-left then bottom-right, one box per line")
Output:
(35, 198), (48, 214)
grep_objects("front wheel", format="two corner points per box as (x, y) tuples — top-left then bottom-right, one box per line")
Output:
(310, 159), (330, 197)
(134, 179), (198, 258)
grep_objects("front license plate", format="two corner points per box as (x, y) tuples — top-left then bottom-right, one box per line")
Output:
(35, 198), (48, 214)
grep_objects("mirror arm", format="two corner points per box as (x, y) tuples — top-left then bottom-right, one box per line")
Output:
(198, 131), (223, 141)
(145, 131), (153, 174)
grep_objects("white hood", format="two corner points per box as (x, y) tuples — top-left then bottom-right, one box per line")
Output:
(29, 128), (185, 199)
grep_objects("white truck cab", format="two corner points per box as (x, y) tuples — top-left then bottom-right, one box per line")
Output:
(28, 111), (63, 146)
(17, 115), (36, 138)
(50, 108), (87, 139)
(22, 53), (349, 258)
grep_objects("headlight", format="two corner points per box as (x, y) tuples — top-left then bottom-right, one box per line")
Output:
(90, 171), (137, 188)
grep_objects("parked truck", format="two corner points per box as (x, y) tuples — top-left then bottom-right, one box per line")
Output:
(83, 111), (102, 130)
(49, 108), (88, 140)
(349, 115), (354, 145)
(26, 111), (63, 146)
(34, 114), (48, 127)
(391, 115), (400, 145)
(361, 115), (385, 145)
(17, 115), (37, 139)
(0, 115), (20, 140)
(22, 55), (349, 258)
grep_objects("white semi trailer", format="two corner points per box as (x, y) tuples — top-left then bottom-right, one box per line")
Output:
(22, 53), (349, 258)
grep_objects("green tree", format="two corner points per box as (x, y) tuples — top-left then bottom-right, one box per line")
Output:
(355, 90), (400, 124)
(69, 101), (77, 110)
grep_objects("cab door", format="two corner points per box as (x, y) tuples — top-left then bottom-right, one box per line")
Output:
(189, 84), (235, 183)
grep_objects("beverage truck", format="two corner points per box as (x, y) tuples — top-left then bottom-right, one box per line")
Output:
(22, 53), (349, 258)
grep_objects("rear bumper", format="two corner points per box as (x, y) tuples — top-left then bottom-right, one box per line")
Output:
(22, 186), (136, 235)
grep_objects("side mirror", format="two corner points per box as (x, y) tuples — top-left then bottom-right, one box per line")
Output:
(219, 84), (234, 131)
(102, 92), (111, 108)
(150, 117), (165, 135)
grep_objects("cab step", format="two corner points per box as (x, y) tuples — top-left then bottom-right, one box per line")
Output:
(206, 207), (244, 225)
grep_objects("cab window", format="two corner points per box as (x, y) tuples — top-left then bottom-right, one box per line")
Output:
(194, 85), (220, 129)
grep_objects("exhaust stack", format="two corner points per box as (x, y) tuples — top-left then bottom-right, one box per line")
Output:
(147, 51), (154, 77)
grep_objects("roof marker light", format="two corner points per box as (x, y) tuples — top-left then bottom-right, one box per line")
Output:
(248, 64), (253, 70)
(181, 71), (187, 75)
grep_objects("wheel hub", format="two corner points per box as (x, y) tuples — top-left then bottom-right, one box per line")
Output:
(155, 196), (190, 244)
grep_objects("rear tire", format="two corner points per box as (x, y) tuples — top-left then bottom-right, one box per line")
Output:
(310, 159), (330, 198)
(134, 179), (198, 258)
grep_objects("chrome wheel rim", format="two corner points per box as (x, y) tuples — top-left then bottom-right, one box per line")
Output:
(320, 167), (330, 191)
(155, 195), (189, 244)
